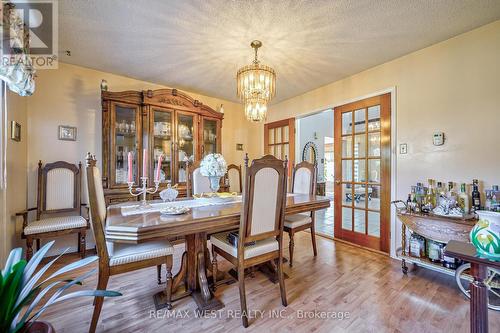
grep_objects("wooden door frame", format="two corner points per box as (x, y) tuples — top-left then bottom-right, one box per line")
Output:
(333, 93), (391, 253)
(264, 118), (295, 167)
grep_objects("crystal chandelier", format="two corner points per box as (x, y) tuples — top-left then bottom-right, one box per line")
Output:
(244, 96), (267, 122)
(236, 40), (276, 122)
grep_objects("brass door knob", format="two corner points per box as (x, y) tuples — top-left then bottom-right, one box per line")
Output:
(335, 180), (341, 185)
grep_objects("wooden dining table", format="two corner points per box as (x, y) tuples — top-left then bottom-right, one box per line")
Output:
(105, 193), (330, 312)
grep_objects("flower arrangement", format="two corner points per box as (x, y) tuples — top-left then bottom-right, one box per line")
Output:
(200, 153), (227, 177)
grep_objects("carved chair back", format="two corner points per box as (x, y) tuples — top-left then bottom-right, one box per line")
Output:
(226, 164), (242, 193)
(37, 160), (82, 220)
(85, 153), (110, 262)
(291, 161), (316, 195)
(186, 160), (211, 197)
(238, 155), (288, 251)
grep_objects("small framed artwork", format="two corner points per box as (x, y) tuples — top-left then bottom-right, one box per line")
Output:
(10, 121), (21, 142)
(58, 125), (77, 141)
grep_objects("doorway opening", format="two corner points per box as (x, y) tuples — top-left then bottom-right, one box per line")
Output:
(296, 110), (334, 238)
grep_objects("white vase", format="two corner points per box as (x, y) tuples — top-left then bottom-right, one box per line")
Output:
(209, 176), (221, 193)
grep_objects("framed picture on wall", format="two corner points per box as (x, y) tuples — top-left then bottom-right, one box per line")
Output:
(10, 121), (21, 142)
(58, 125), (77, 141)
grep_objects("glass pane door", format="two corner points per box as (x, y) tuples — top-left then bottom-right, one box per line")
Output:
(202, 118), (218, 157)
(113, 104), (138, 186)
(334, 94), (390, 252)
(152, 109), (173, 184)
(264, 118), (296, 189)
(267, 125), (289, 159)
(177, 112), (196, 184)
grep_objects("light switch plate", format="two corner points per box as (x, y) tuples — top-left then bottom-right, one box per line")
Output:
(400, 143), (408, 154)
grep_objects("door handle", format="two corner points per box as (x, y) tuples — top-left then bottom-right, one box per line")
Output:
(335, 179), (341, 185)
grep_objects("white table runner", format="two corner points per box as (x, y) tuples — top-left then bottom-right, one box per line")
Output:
(120, 196), (243, 216)
(120, 193), (302, 216)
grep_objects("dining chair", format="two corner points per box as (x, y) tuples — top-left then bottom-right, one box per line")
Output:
(85, 153), (174, 333)
(284, 161), (317, 266)
(226, 164), (242, 193)
(186, 160), (211, 197)
(210, 154), (288, 327)
(17, 160), (88, 261)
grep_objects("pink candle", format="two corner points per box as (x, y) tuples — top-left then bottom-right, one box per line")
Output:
(155, 154), (163, 182)
(142, 149), (148, 178)
(127, 152), (133, 183)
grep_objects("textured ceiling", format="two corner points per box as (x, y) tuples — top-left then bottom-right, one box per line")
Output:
(59, 0), (500, 103)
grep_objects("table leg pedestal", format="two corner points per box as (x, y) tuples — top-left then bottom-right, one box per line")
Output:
(191, 250), (224, 311)
(155, 233), (224, 312)
(470, 263), (488, 333)
(228, 260), (289, 284)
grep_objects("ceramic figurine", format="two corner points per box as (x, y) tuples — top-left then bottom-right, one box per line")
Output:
(160, 182), (178, 202)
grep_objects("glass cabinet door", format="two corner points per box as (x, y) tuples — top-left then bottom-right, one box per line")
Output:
(152, 109), (174, 184)
(112, 103), (140, 187)
(202, 118), (219, 157)
(176, 112), (197, 184)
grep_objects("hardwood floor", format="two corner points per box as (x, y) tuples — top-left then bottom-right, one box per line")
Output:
(38, 233), (500, 332)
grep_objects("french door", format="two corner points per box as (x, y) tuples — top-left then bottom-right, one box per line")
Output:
(264, 118), (295, 169)
(334, 93), (391, 253)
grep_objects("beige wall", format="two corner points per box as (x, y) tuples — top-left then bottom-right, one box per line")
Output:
(268, 21), (500, 256)
(25, 62), (261, 255)
(2, 91), (28, 261)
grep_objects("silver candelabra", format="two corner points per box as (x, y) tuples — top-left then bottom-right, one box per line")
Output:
(128, 177), (160, 208)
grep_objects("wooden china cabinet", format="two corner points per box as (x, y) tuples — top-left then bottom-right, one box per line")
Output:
(101, 88), (223, 205)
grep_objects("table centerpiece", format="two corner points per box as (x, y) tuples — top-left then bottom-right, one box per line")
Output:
(200, 153), (227, 193)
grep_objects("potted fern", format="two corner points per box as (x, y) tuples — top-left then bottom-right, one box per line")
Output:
(0, 241), (121, 333)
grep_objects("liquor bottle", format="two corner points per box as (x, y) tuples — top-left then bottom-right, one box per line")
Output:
(492, 185), (499, 212)
(406, 194), (412, 213)
(485, 190), (493, 211)
(447, 182), (457, 201)
(426, 179), (437, 209)
(471, 179), (481, 212)
(412, 190), (419, 213)
(436, 181), (445, 207)
(415, 183), (424, 212)
(458, 183), (470, 214)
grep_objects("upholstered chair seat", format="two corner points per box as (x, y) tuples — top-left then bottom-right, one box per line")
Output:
(210, 232), (278, 259)
(107, 240), (174, 266)
(284, 213), (312, 229)
(24, 215), (87, 235)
